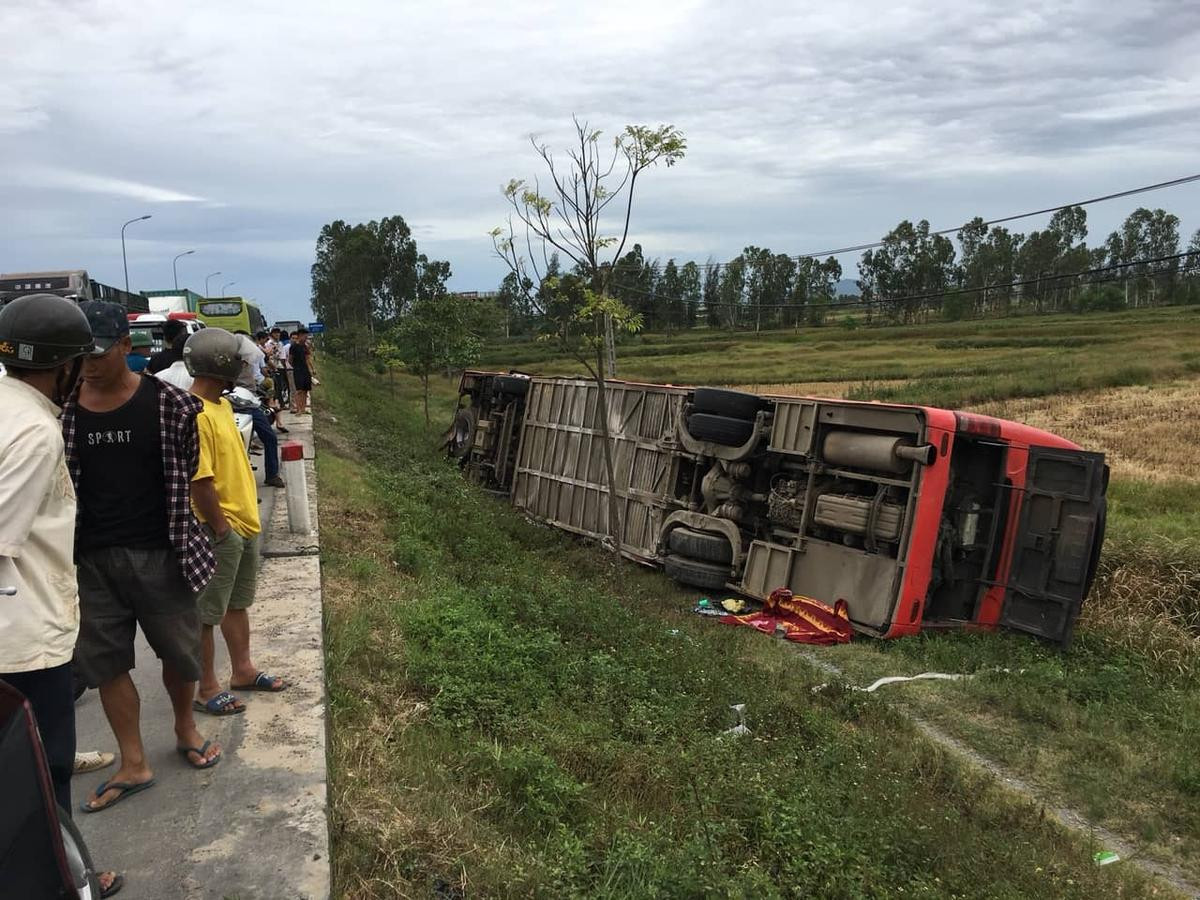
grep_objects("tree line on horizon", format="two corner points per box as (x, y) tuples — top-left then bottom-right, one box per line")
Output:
(494, 205), (1200, 335)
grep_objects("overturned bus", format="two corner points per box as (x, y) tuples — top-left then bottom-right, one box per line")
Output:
(447, 372), (1107, 646)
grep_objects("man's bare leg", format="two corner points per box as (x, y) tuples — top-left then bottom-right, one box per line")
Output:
(86, 673), (153, 809)
(162, 662), (220, 766)
(196, 623), (244, 711)
(221, 608), (284, 690)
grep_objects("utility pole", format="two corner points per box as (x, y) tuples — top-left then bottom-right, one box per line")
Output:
(121, 215), (152, 292)
(172, 249), (195, 291)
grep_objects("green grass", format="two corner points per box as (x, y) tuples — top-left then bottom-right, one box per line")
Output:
(318, 361), (1175, 898)
(480, 306), (1200, 407)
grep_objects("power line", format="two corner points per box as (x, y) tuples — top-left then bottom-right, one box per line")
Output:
(621, 172), (1200, 277)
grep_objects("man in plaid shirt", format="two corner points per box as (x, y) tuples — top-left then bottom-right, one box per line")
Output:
(61, 302), (221, 814)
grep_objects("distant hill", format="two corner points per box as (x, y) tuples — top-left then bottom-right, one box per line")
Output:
(835, 279), (860, 296)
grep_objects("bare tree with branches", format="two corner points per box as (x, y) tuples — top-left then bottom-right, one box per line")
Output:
(491, 118), (686, 553)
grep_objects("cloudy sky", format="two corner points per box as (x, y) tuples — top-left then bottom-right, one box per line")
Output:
(2, 0), (1198, 323)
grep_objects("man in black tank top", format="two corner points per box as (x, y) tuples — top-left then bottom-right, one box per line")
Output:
(63, 302), (222, 815)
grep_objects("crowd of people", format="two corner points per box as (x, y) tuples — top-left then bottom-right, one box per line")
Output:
(0, 294), (311, 897)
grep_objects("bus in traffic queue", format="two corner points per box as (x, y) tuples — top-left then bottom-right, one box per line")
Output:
(197, 296), (266, 334)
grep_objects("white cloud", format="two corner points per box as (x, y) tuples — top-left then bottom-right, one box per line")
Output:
(0, 0), (1197, 316)
(12, 167), (209, 204)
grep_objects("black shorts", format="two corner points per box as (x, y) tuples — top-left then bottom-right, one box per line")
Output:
(293, 369), (312, 391)
(75, 546), (202, 687)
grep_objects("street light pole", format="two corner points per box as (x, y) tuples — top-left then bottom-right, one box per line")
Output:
(205, 271), (222, 298)
(172, 249), (195, 291)
(221, 281), (237, 296)
(121, 215), (152, 293)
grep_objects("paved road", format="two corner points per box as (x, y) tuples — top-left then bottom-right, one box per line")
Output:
(72, 415), (329, 900)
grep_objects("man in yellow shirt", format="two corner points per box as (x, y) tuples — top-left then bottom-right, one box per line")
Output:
(182, 329), (287, 716)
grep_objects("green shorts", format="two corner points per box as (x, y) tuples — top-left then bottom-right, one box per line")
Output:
(197, 526), (261, 625)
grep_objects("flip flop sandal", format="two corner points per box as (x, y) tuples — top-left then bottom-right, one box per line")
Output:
(80, 778), (156, 814)
(230, 672), (289, 692)
(177, 739), (221, 770)
(193, 690), (246, 716)
(100, 872), (125, 898)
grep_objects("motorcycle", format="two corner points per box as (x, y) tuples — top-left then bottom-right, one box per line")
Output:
(224, 386), (269, 455)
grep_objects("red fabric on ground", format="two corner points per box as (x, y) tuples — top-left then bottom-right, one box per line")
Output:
(720, 588), (853, 645)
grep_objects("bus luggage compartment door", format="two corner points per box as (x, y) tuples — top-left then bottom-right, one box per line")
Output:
(1002, 447), (1107, 646)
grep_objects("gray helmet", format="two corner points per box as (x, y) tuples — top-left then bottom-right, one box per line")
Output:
(0, 293), (94, 369)
(183, 327), (241, 381)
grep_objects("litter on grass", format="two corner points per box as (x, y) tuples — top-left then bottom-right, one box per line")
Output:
(721, 703), (750, 738)
(719, 588), (853, 646)
(811, 668), (1024, 694)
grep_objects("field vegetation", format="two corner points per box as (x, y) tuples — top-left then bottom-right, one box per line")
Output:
(320, 306), (1199, 896)
(479, 306), (1200, 408)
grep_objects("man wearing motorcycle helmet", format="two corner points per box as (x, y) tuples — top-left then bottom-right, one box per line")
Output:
(184, 329), (289, 717)
(61, 301), (221, 815)
(0, 294), (126, 895)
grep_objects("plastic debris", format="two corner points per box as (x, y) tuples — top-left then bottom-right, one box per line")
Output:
(721, 703), (750, 738)
(861, 672), (966, 692)
(1093, 851), (1120, 866)
(811, 667), (1023, 694)
(720, 597), (747, 614)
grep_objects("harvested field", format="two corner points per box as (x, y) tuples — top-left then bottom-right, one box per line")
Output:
(971, 377), (1200, 483)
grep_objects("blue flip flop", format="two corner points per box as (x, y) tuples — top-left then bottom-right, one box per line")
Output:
(193, 690), (245, 716)
(230, 672), (289, 692)
(177, 739), (221, 769)
(80, 778), (156, 813)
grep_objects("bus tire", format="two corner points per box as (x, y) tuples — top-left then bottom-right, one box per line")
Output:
(668, 527), (734, 564)
(687, 413), (755, 446)
(663, 554), (731, 591)
(494, 375), (529, 397)
(692, 387), (765, 420)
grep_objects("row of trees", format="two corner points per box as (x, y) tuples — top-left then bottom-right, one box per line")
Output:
(496, 245), (842, 335)
(494, 205), (1199, 333)
(860, 205), (1196, 322)
(309, 216), (456, 342)
(309, 215), (494, 420)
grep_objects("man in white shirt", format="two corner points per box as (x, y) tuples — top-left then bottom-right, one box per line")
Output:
(0, 294), (126, 895)
(0, 294), (94, 805)
(232, 330), (283, 487)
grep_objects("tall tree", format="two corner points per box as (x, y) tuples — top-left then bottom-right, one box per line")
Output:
(658, 259), (685, 332)
(393, 290), (482, 425)
(496, 271), (534, 337)
(716, 254), (747, 329)
(492, 118), (685, 553)
(1106, 207), (1180, 306)
(702, 258), (720, 326)
(679, 261), (702, 328)
(857, 220), (955, 322)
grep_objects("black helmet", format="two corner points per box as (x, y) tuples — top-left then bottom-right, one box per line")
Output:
(0, 294), (94, 369)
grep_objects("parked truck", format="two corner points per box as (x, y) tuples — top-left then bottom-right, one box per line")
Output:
(0, 270), (148, 313)
(448, 372), (1107, 646)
